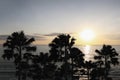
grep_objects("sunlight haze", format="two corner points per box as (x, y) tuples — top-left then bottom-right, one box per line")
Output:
(0, 0), (120, 45)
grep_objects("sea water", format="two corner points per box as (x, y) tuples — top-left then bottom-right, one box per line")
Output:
(0, 45), (120, 80)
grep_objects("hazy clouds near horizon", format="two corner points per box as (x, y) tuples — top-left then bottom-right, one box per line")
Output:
(0, 0), (120, 44)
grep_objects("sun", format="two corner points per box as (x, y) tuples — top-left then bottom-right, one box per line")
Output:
(80, 29), (95, 42)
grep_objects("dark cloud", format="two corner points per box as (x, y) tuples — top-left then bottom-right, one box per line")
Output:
(0, 32), (74, 41)
(30, 35), (47, 41)
(44, 32), (73, 36)
(0, 35), (8, 40)
(31, 33), (47, 40)
(44, 33), (62, 36)
(0, 35), (46, 41)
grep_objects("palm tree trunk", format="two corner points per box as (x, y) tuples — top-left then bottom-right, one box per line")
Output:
(87, 69), (90, 80)
(71, 58), (73, 80)
(88, 69), (90, 80)
(99, 64), (103, 80)
(18, 46), (22, 80)
(65, 47), (67, 80)
(104, 56), (107, 80)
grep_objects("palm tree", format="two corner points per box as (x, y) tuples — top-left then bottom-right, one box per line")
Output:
(49, 34), (76, 80)
(49, 34), (84, 80)
(94, 44), (119, 80)
(28, 54), (42, 80)
(2, 31), (36, 80)
(70, 47), (84, 80)
(49, 34), (75, 62)
(83, 61), (96, 80)
(28, 52), (57, 80)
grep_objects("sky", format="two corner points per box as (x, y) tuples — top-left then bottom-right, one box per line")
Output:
(0, 0), (120, 45)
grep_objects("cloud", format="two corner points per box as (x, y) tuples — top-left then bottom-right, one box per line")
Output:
(0, 35), (47, 41)
(0, 35), (8, 40)
(30, 35), (47, 41)
(0, 32), (74, 42)
(44, 32), (73, 36)
(44, 33), (62, 36)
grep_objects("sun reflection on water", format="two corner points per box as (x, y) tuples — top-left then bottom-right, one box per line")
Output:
(83, 45), (93, 61)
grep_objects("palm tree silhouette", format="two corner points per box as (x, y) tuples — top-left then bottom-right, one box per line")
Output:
(94, 44), (119, 80)
(49, 34), (76, 80)
(49, 34), (75, 62)
(28, 55), (42, 80)
(28, 52), (57, 80)
(2, 31), (36, 80)
(83, 61), (96, 80)
(70, 47), (84, 80)
(49, 34), (84, 80)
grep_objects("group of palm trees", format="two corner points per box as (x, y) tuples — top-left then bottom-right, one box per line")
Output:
(2, 31), (119, 80)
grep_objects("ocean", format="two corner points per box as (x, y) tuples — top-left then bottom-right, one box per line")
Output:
(0, 45), (120, 80)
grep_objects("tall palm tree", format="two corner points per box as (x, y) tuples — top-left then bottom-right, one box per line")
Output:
(70, 47), (84, 80)
(49, 34), (75, 62)
(2, 31), (36, 80)
(28, 54), (42, 80)
(28, 52), (57, 80)
(49, 34), (84, 80)
(83, 61), (96, 80)
(49, 34), (76, 80)
(94, 44), (119, 80)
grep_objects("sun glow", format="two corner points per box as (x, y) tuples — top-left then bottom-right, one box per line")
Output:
(80, 29), (95, 42)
